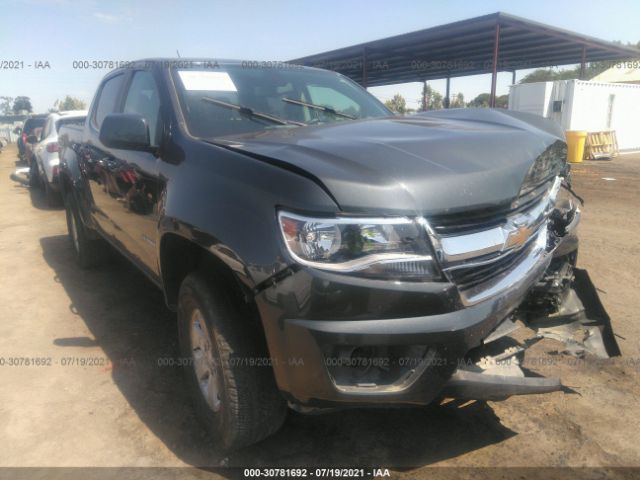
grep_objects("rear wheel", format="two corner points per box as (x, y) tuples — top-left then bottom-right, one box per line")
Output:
(43, 176), (61, 207)
(178, 272), (287, 450)
(64, 193), (107, 268)
(28, 158), (40, 187)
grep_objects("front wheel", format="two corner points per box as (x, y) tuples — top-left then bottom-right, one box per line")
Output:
(178, 272), (287, 450)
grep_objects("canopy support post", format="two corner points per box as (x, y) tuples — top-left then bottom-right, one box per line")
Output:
(490, 22), (501, 108)
(362, 47), (368, 88)
(445, 76), (451, 108)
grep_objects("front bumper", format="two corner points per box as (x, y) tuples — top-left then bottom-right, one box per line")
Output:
(256, 195), (580, 408)
(256, 241), (580, 408)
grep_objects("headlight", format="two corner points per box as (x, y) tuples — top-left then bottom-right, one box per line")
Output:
(520, 140), (567, 195)
(278, 211), (440, 280)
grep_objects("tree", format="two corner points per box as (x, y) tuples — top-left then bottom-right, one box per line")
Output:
(13, 96), (32, 113)
(519, 40), (640, 84)
(419, 82), (443, 111)
(449, 93), (465, 108)
(53, 95), (87, 111)
(466, 93), (508, 108)
(520, 69), (552, 83)
(517, 65), (608, 83)
(0, 96), (13, 115)
(496, 94), (509, 108)
(467, 93), (490, 107)
(384, 94), (407, 114)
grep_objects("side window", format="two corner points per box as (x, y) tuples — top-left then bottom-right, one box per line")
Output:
(123, 71), (161, 146)
(93, 74), (124, 129)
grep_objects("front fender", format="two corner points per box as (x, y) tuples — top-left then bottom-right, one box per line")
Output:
(157, 139), (340, 290)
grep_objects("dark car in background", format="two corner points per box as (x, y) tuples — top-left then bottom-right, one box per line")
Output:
(58, 59), (587, 450)
(18, 115), (47, 163)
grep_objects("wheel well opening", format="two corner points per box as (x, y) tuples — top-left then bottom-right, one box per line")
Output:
(59, 173), (73, 198)
(160, 233), (250, 311)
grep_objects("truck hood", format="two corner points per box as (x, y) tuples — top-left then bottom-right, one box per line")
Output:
(210, 109), (565, 216)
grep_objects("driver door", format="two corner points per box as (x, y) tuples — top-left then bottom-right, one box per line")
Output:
(99, 69), (163, 275)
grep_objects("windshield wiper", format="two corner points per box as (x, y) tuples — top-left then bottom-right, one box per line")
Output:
(282, 97), (356, 120)
(201, 97), (307, 127)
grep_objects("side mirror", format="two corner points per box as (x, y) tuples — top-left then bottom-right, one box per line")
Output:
(99, 113), (151, 151)
(27, 135), (39, 144)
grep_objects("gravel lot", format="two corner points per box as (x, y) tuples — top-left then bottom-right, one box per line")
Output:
(1, 142), (639, 479)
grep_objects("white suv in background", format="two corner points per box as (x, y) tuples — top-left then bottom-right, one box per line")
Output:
(32, 110), (87, 205)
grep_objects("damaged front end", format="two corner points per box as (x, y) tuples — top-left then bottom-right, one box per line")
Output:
(253, 129), (618, 410)
(442, 174), (620, 401)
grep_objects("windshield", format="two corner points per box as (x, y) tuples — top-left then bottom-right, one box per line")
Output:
(171, 64), (390, 138)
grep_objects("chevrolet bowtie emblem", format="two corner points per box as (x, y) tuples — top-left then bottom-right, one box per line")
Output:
(505, 224), (534, 250)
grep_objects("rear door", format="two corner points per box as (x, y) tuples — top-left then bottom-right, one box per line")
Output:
(82, 72), (127, 237)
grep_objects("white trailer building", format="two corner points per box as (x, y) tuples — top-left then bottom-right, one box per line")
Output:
(508, 80), (640, 152)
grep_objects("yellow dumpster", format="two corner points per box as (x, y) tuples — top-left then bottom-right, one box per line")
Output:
(565, 130), (588, 163)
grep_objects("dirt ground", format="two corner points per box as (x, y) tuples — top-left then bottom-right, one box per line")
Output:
(0, 142), (639, 479)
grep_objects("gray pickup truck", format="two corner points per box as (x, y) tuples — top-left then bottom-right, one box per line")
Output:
(58, 59), (615, 449)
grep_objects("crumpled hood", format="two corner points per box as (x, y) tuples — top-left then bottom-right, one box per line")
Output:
(211, 109), (565, 216)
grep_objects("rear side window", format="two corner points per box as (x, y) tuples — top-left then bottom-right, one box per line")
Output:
(55, 117), (85, 132)
(93, 74), (124, 128)
(24, 118), (45, 134)
(42, 118), (53, 139)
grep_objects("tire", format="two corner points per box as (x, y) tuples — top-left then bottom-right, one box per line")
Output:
(29, 158), (40, 187)
(43, 177), (61, 207)
(177, 272), (287, 450)
(64, 193), (107, 268)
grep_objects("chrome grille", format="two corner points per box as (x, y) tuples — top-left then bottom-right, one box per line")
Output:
(429, 179), (552, 236)
(425, 177), (561, 305)
(446, 242), (532, 291)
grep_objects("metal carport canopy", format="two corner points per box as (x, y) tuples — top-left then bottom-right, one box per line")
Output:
(288, 12), (640, 106)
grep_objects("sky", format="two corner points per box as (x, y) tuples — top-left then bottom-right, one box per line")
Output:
(1, 0), (639, 113)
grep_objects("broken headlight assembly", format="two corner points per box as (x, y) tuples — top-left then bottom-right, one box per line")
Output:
(519, 140), (567, 196)
(278, 211), (440, 281)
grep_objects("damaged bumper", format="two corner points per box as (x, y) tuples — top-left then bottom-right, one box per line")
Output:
(256, 261), (549, 408)
(442, 196), (618, 401)
(256, 179), (615, 409)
